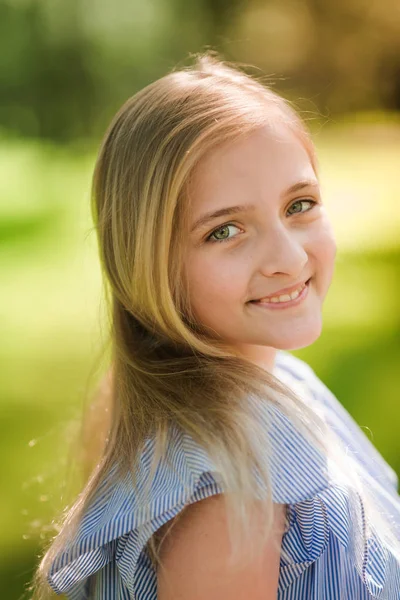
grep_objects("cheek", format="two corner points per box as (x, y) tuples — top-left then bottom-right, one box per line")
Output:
(311, 217), (337, 282)
(185, 251), (246, 310)
(321, 217), (337, 258)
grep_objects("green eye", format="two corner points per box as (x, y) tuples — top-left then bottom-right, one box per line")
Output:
(287, 199), (317, 215)
(207, 224), (241, 243)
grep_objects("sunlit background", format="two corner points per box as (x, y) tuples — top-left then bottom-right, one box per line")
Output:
(1, 0), (400, 597)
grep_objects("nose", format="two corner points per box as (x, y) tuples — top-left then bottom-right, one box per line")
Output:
(257, 227), (308, 278)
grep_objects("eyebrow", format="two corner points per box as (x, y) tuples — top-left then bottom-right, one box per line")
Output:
(190, 179), (320, 233)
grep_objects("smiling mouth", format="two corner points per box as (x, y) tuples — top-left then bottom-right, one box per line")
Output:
(248, 278), (312, 304)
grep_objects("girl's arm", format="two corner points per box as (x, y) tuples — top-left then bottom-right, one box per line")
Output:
(156, 494), (286, 600)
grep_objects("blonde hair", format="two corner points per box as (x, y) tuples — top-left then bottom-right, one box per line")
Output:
(30, 51), (400, 599)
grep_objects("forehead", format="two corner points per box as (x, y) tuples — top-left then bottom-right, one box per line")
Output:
(189, 124), (315, 204)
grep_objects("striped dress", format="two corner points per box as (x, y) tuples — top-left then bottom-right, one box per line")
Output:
(47, 350), (400, 599)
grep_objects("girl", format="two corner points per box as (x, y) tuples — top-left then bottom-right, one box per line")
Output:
(32, 53), (400, 599)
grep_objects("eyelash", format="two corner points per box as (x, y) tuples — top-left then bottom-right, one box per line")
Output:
(205, 199), (318, 244)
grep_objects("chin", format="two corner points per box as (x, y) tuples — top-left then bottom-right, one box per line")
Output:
(269, 323), (323, 351)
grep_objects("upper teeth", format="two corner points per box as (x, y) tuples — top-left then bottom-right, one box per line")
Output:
(256, 283), (306, 304)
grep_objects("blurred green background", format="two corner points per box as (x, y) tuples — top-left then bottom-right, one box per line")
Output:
(1, 0), (400, 598)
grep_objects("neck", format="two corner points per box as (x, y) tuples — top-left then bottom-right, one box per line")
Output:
(228, 344), (278, 374)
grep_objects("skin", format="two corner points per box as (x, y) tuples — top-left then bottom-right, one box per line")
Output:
(157, 494), (286, 600)
(184, 123), (337, 373)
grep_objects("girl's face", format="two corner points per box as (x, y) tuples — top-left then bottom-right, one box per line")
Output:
(183, 124), (337, 371)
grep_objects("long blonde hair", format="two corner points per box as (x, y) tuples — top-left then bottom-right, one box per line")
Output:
(30, 51), (400, 599)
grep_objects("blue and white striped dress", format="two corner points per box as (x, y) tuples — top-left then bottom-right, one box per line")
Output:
(47, 350), (400, 599)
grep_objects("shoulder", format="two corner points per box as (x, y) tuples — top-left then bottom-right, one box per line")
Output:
(46, 427), (226, 598)
(274, 349), (324, 395)
(276, 350), (399, 494)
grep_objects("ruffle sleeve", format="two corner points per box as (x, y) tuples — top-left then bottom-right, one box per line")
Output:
(278, 481), (400, 598)
(47, 397), (330, 598)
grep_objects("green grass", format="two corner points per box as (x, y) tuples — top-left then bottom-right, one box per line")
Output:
(1, 121), (400, 598)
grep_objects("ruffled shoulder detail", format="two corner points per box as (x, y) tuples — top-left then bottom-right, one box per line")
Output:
(47, 356), (330, 596)
(278, 480), (400, 598)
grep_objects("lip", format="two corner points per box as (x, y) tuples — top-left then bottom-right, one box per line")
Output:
(249, 278), (311, 310)
(251, 278), (311, 302)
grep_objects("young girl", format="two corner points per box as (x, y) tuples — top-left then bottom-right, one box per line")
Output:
(32, 53), (400, 599)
